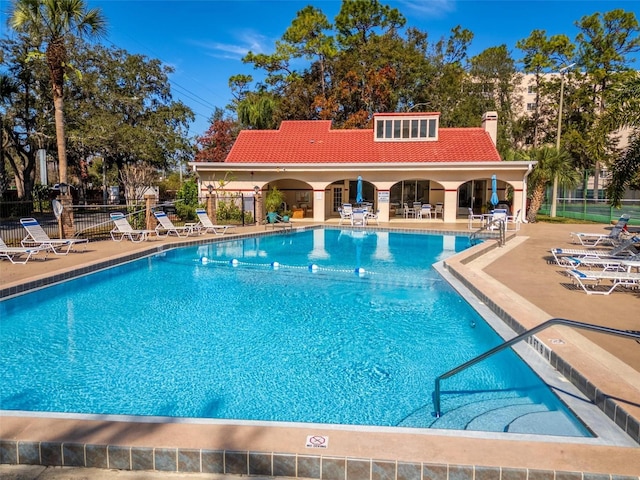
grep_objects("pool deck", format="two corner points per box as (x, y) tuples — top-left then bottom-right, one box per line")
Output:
(1, 220), (639, 478)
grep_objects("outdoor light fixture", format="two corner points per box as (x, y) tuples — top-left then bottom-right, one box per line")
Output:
(207, 184), (214, 195)
(254, 185), (260, 194)
(58, 183), (69, 195)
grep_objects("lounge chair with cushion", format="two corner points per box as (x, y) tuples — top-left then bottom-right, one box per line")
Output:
(110, 212), (156, 242)
(566, 268), (640, 295)
(195, 208), (235, 235)
(20, 217), (88, 255)
(570, 214), (630, 246)
(153, 211), (200, 237)
(0, 237), (49, 264)
(551, 235), (640, 266)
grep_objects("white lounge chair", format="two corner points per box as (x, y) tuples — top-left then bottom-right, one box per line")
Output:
(562, 254), (640, 272)
(110, 212), (156, 242)
(195, 208), (236, 235)
(153, 211), (200, 237)
(570, 214), (630, 246)
(551, 235), (640, 266)
(566, 268), (640, 295)
(20, 217), (88, 255)
(0, 237), (49, 264)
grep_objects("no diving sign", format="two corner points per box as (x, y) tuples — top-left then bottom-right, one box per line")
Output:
(305, 435), (328, 448)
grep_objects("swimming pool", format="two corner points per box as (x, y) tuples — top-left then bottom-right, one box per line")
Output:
(0, 228), (591, 437)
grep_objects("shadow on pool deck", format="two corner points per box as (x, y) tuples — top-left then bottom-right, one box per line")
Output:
(1, 220), (639, 477)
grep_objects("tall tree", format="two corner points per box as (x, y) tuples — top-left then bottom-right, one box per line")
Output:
(575, 9), (640, 198)
(8, 0), (106, 187)
(516, 146), (580, 223)
(516, 30), (574, 147)
(602, 73), (640, 206)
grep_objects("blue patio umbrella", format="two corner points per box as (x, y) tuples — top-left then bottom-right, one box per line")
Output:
(490, 174), (499, 207)
(356, 175), (363, 204)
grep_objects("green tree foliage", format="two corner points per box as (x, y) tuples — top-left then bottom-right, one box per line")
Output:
(0, 36), (53, 199)
(516, 146), (580, 222)
(175, 179), (200, 221)
(9, 0), (107, 186)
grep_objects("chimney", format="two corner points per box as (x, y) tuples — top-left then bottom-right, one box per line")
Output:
(482, 111), (498, 146)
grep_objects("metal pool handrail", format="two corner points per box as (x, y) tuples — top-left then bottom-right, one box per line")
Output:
(433, 317), (640, 418)
(469, 217), (506, 246)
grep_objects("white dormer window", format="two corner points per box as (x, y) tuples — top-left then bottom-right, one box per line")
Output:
(374, 113), (439, 142)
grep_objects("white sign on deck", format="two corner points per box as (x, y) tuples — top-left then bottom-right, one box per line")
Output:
(305, 435), (328, 448)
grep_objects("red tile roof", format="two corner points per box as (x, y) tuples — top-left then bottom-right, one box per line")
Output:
(225, 120), (501, 164)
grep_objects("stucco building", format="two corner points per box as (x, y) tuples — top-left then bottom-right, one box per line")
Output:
(190, 111), (535, 223)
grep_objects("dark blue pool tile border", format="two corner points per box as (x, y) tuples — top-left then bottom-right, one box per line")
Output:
(443, 253), (640, 446)
(2, 442), (638, 479)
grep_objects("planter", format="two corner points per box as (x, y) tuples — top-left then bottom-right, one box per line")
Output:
(267, 212), (278, 223)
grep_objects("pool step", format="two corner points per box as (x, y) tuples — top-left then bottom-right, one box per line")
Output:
(506, 410), (587, 436)
(400, 396), (586, 437)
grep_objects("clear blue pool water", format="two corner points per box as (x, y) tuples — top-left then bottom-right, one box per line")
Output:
(0, 228), (590, 436)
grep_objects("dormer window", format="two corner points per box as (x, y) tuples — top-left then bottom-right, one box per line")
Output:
(374, 113), (439, 142)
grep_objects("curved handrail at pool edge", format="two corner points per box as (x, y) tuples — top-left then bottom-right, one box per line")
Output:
(433, 318), (640, 418)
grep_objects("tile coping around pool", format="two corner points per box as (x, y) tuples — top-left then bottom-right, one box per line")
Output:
(1, 227), (639, 478)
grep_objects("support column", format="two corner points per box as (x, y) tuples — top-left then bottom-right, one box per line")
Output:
(207, 194), (218, 224)
(145, 194), (156, 231)
(255, 192), (263, 225)
(59, 194), (74, 238)
(442, 189), (458, 223)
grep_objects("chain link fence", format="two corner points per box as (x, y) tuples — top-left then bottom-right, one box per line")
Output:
(539, 198), (640, 225)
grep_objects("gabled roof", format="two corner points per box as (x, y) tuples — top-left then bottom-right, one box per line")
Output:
(225, 120), (501, 164)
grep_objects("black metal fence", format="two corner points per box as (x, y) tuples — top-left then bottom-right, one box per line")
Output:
(1, 194), (258, 247)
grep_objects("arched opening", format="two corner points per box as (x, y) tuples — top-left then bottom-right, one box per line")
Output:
(389, 179), (444, 217)
(264, 179), (314, 218)
(327, 178), (377, 217)
(458, 178), (513, 215)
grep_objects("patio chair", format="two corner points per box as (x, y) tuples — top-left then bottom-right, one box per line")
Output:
(434, 203), (444, 219)
(0, 237), (49, 264)
(110, 212), (156, 242)
(265, 213), (293, 231)
(506, 209), (522, 231)
(338, 206), (352, 225)
(467, 207), (484, 229)
(569, 214), (630, 246)
(419, 204), (432, 220)
(351, 208), (367, 226)
(566, 268), (640, 295)
(20, 217), (88, 255)
(366, 209), (380, 225)
(195, 208), (236, 235)
(153, 211), (200, 237)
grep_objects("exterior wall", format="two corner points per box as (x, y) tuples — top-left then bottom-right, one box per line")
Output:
(195, 165), (532, 223)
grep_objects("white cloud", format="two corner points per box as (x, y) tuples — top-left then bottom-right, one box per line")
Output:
(396, 0), (456, 18)
(191, 29), (274, 61)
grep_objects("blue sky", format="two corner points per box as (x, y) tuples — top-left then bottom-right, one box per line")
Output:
(3, 0), (640, 137)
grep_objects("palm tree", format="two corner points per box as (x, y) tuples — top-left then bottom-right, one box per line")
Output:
(516, 146), (580, 223)
(602, 73), (640, 207)
(9, 0), (106, 186)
